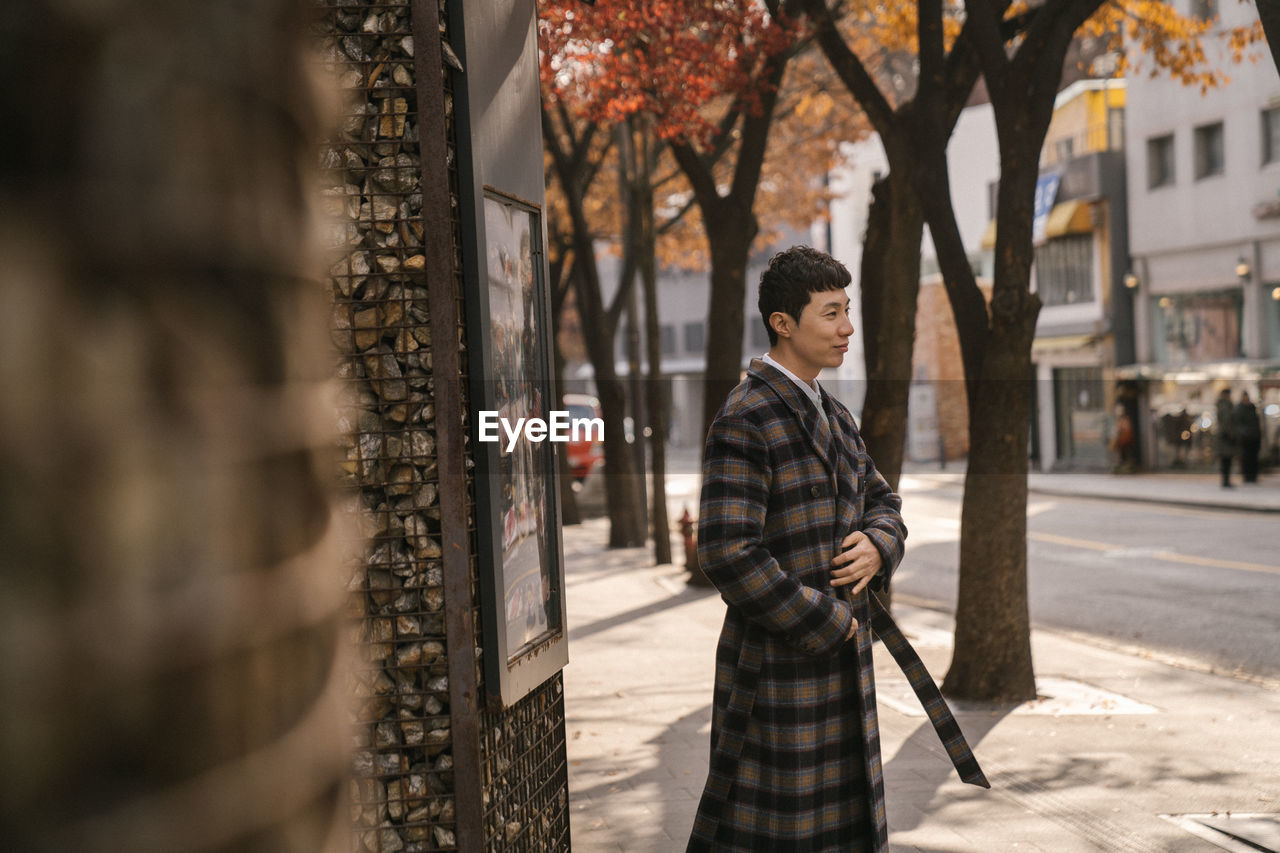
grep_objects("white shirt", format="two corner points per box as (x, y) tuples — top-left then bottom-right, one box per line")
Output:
(762, 352), (825, 415)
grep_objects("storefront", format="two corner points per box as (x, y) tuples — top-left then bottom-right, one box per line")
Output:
(1115, 362), (1280, 471)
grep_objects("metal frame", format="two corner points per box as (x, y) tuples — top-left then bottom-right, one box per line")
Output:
(412, 0), (484, 848)
(446, 0), (569, 709)
(465, 186), (569, 707)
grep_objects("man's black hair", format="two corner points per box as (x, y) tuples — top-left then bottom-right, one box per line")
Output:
(757, 245), (851, 346)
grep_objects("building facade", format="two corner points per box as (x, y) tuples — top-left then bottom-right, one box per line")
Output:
(1122, 0), (1280, 470)
(1029, 79), (1131, 472)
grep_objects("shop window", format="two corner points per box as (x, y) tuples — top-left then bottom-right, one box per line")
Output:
(1194, 121), (1224, 179)
(1151, 288), (1243, 364)
(1262, 107), (1280, 165)
(1269, 289), (1280, 358)
(1052, 366), (1107, 467)
(1035, 234), (1094, 307)
(1147, 134), (1175, 188)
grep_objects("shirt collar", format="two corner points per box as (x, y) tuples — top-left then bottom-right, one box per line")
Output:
(761, 352), (823, 413)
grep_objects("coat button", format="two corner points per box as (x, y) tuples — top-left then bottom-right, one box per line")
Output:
(810, 485), (820, 497)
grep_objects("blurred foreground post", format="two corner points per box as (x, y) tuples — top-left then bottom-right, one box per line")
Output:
(0, 3), (350, 851)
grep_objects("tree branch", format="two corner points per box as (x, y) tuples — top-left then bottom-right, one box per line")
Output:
(1012, 0), (1106, 108)
(798, 0), (896, 138)
(730, 51), (788, 205)
(963, 0), (1013, 93)
(917, 0), (946, 112)
(669, 140), (723, 211)
(656, 194), (696, 236)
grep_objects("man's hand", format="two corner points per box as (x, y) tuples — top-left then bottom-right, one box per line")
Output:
(831, 530), (882, 596)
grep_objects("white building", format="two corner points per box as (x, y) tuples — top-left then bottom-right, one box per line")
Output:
(570, 224), (870, 450)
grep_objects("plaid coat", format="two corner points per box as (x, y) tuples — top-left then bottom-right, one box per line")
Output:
(689, 359), (907, 853)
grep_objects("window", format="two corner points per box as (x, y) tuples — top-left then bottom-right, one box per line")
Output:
(1191, 0), (1217, 22)
(1035, 234), (1094, 307)
(1147, 134), (1175, 188)
(986, 180), (999, 219)
(1107, 107), (1125, 151)
(1263, 107), (1280, 164)
(1194, 121), (1224, 179)
(1052, 366), (1106, 466)
(1053, 137), (1074, 163)
(660, 324), (677, 356)
(683, 321), (705, 353)
(1152, 289), (1243, 364)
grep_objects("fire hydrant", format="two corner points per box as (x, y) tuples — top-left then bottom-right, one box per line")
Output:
(680, 506), (711, 586)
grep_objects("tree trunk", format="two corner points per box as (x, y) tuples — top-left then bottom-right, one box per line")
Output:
(700, 213), (757, 451)
(549, 244), (581, 526)
(1256, 0), (1280, 76)
(553, 342), (581, 526)
(858, 169), (925, 493)
(669, 55), (787, 452)
(638, 123), (673, 565)
(572, 258), (647, 547)
(942, 141), (1043, 703)
(620, 122), (649, 525)
(943, 346), (1037, 702)
(546, 115), (647, 548)
(586, 333), (648, 547)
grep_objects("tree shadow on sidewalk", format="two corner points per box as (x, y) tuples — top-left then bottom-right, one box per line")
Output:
(568, 704), (712, 852)
(568, 580), (718, 643)
(882, 707), (1009, 834)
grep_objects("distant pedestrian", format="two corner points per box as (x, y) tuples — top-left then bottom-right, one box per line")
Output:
(1110, 404), (1137, 473)
(1235, 392), (1262, 483)
(1214, 388), (1238, 488)
(689, 247), (986, 853)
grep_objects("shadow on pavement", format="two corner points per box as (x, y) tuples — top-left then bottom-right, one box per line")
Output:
(567, 582), (719, 643)
(883, 708), (1008, 833)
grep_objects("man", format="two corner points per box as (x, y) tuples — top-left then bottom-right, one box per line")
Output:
(1235, 391), (1262, 484)
(688, 247), (984, 852)
(1215, 388), (1238, 488)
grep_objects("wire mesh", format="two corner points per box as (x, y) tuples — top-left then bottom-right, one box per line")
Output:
(317, 2), (458, 850)
(317, 0), (568, 850)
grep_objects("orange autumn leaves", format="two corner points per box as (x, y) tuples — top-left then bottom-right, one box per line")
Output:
(539, 0), (795, 146)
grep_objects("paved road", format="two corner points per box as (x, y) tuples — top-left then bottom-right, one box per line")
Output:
(894, 475), (1280, 683)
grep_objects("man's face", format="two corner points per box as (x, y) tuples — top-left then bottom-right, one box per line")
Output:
(782, 288), (854, 375)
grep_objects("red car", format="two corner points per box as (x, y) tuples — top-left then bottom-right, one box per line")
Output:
(563, 393), (604, 482)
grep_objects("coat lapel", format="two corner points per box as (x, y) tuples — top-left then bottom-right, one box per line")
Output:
(747, 359), (835, 474)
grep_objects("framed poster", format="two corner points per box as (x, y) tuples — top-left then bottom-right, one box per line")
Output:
(469, 188), (567, 706)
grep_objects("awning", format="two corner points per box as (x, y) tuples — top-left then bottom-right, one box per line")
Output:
(980, 201), (1092, 250)
(1114, 361), (1280, 381)
(1031, 333), (1095, 354)
(1043, 199), (1094, 238)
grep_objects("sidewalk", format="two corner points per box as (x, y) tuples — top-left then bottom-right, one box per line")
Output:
(932, 466), (1280, 514)
(560, 470), (1280, 852)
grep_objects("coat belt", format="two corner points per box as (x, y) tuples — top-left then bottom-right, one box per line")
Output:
(865, 590), (990, 789)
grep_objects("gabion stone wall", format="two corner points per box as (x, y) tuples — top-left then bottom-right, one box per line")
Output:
(316, 1), (569, 851)
(318, 2), (456, 850)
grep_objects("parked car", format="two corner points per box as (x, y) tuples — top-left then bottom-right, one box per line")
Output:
(563, 393), (604, 482)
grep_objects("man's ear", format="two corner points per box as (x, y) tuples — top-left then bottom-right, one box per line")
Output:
(769, 311), (792, 339)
